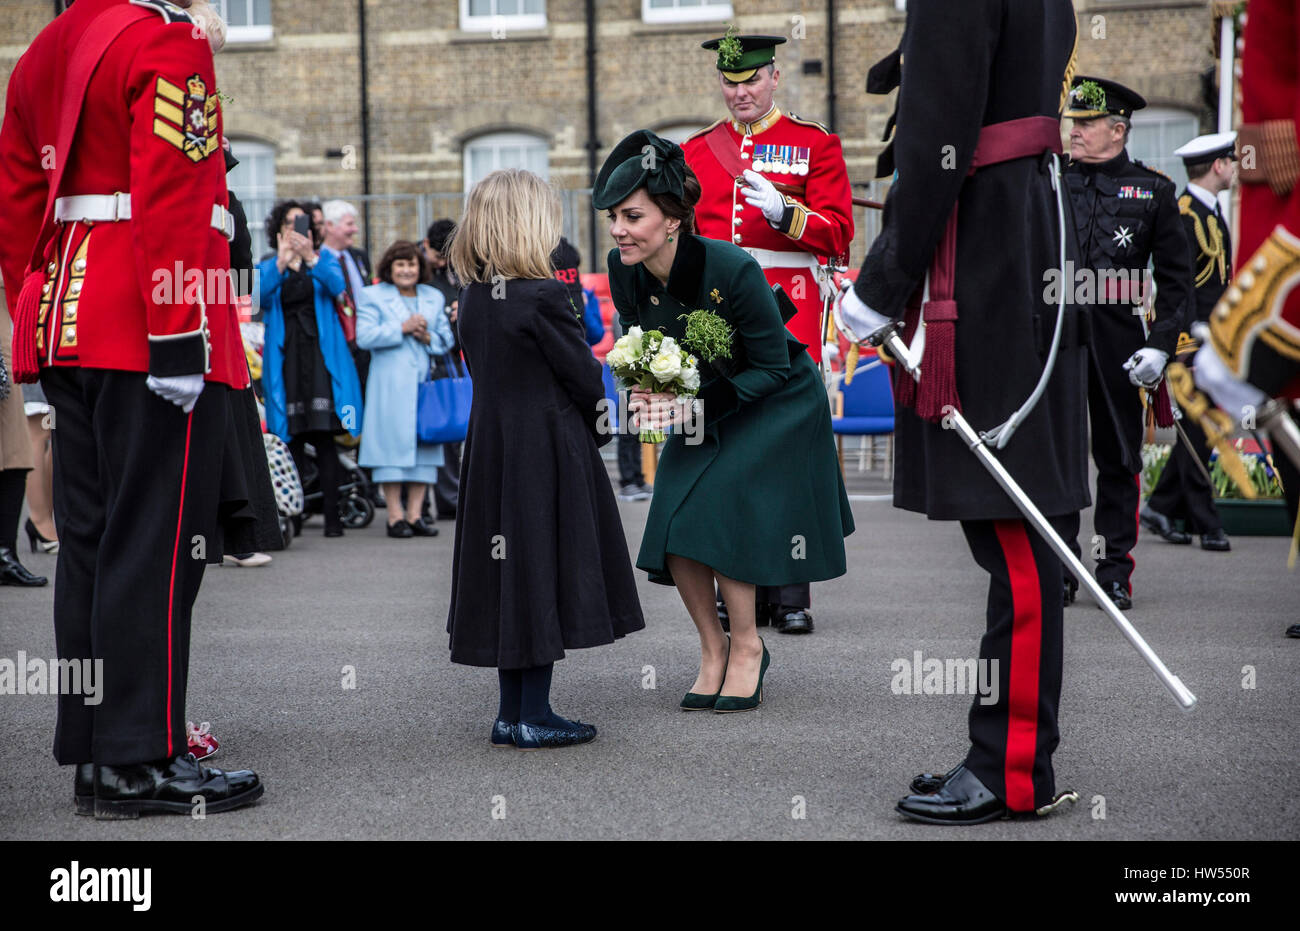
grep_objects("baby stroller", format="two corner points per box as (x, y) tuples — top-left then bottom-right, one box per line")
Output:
(244, 320), (375, 536)
(290, 439), (376, 536)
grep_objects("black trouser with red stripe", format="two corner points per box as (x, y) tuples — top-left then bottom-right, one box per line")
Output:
(1062, 366), (1145, 591)
(1145, 409), (1222, 534)
(41, 368), (226, 766)
(960, 516), (1065, 813)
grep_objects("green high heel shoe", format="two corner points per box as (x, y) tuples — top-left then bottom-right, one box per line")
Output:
(714, 639), (770, 713)
(681, 642), (730, 710)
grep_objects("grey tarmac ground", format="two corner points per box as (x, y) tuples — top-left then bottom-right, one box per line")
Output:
(0, 459), (1296, 841)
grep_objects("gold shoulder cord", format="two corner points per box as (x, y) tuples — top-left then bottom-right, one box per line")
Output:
(1180, 197), (1227, 288)
(1166, 362), (1257, 499)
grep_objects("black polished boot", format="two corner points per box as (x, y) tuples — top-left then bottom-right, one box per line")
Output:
(1140, 506), (1191, 544)
(773, 605), (813, 634)
(910, 763), (962, 795)
(74, 763), (94, 816)
(1200, 528), (1231, 551)
(94, 753), (263, 820)
(1101, 581), (1132, 610)
(896, 764), (1007, 825)
(0, 546), (47, 586)
(1063, 577), (1077, 607)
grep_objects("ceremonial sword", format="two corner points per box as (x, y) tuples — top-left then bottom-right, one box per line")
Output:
(866, 320), (1198, 711)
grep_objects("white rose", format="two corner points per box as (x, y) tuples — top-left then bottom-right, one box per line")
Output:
(625, 326), (644, 358)
(649, 349), (682, 383)
(681, 365), (700, 393)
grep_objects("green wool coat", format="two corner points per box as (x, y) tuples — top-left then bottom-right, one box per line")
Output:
(608, 232), (854, 587)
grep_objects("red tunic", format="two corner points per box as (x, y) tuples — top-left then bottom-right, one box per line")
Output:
(0, 0), (247, 389)
(683, 107), (854, 364)
(1209, 0), (1300, 399)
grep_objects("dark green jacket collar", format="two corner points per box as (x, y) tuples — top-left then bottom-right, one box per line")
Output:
(638, 231), (706, 307)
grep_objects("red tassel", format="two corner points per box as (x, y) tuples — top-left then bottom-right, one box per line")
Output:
(10, 270), (44, 384)
(914, 299), (961, 423)
(1152, 378), (1175, 429)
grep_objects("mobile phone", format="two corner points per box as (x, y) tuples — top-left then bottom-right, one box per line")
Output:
(292, 213), (311, 238)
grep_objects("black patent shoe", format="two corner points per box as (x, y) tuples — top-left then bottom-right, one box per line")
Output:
(773, 606), (813, 634)
(490, 719), (516, 748)
(910, 763), (962, 795)
(94, 753), (263, 819)
(1140, 506), (1191, 544)
(1100, 581), (1132, 610)
(74, 763), (94, 816)
(386, 520), (413, 539)
(514, 717), (596, 750)
(1200, 528), (1231, 551)
(896, 764), (1007, 825)
(0, 546), (47, 586)
(409, 518), (439, 537)
(1286, 623), (1300, 639)
(1063, 577), (1077, 607)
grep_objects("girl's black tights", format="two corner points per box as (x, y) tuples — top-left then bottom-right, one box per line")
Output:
(497, 663), (565, 727)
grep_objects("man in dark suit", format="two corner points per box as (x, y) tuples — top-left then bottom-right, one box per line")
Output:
(1142, 133), (1237, 553)
(1059, 76), (1193, 610)
(837, 0), (1085, 823)
(321, 199), (371, 385)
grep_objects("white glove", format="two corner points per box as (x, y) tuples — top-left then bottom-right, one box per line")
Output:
(147, 374), (205, 413)
(822, 342), (840, 362)
(739, 169), (785, 224)
(1190, 325), (1267, 421)
(835, 283), (890, 342)
(1123, 347), (1168, 388)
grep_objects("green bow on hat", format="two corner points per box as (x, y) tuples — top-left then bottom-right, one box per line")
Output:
(592, 130), (686, 211)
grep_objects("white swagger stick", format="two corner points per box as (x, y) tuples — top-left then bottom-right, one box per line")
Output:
(867, 320), (1198, 711)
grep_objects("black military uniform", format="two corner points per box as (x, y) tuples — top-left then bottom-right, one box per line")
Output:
(841, 0), (1086, 823)
(1060, 77), (1193, 608)
(1143, 133), (1237, 551)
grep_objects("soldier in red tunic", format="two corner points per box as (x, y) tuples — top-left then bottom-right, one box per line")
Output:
(683, 33), (855, 636)
(1193, 0), (1300, 638)
(0, 0), (263, 817)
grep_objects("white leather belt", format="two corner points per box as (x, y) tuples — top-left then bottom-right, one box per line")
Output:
(742, 248), (836, 300)
(54, 194), (237, 242)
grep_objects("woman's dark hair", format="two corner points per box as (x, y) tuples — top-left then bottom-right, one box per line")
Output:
(648, 164), (701, 235)
(377, 240), (432, 285)
(265, 199), (321, 251)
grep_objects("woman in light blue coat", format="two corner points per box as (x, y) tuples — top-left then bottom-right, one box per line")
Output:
(356, 241), (456, 538)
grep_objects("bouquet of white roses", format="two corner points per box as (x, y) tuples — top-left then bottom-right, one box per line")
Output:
(605, 326), (701, 443)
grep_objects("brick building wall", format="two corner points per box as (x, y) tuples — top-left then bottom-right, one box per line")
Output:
(1, 0), (1224, 266)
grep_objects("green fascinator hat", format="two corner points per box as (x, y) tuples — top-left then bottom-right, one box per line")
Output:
(592, 130), (687, 211)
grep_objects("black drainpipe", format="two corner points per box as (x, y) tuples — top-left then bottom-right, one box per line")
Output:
(826, 0), (837, 132)
(358, 0), (373, 257)
(585, 0), (599, 272)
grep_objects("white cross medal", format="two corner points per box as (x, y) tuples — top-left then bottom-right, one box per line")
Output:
(1113, 225), (1134, 249)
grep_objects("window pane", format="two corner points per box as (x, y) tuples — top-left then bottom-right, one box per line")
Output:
(524, 0), (544, 13)
(469, 0), (492, 17)
(498, 0), (520, 15)
(227, 0), (248, 27)
(253, 0), (271, 26)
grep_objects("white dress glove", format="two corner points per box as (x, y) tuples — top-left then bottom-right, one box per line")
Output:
(835, 283), (890, 342)
(1123, 347), (1169, 388)
(1190, 325), (1268, 421)
(147, 374), (205, 413)
(739, 169), (785, 224)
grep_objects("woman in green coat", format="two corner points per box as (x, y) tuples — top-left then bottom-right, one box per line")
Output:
(595, 131), (854, 713)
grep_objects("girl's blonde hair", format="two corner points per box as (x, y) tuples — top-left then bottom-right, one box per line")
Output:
(448, 168), (560, 285)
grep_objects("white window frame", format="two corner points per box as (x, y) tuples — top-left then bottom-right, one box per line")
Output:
(460, 0), (547, 33)
(1128, 106), (1201, 192)
(225, 139), (277, 235)
(213, 0), (273, 44)
(642, 0), (734, 25)
(463, 132), (551, 191)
